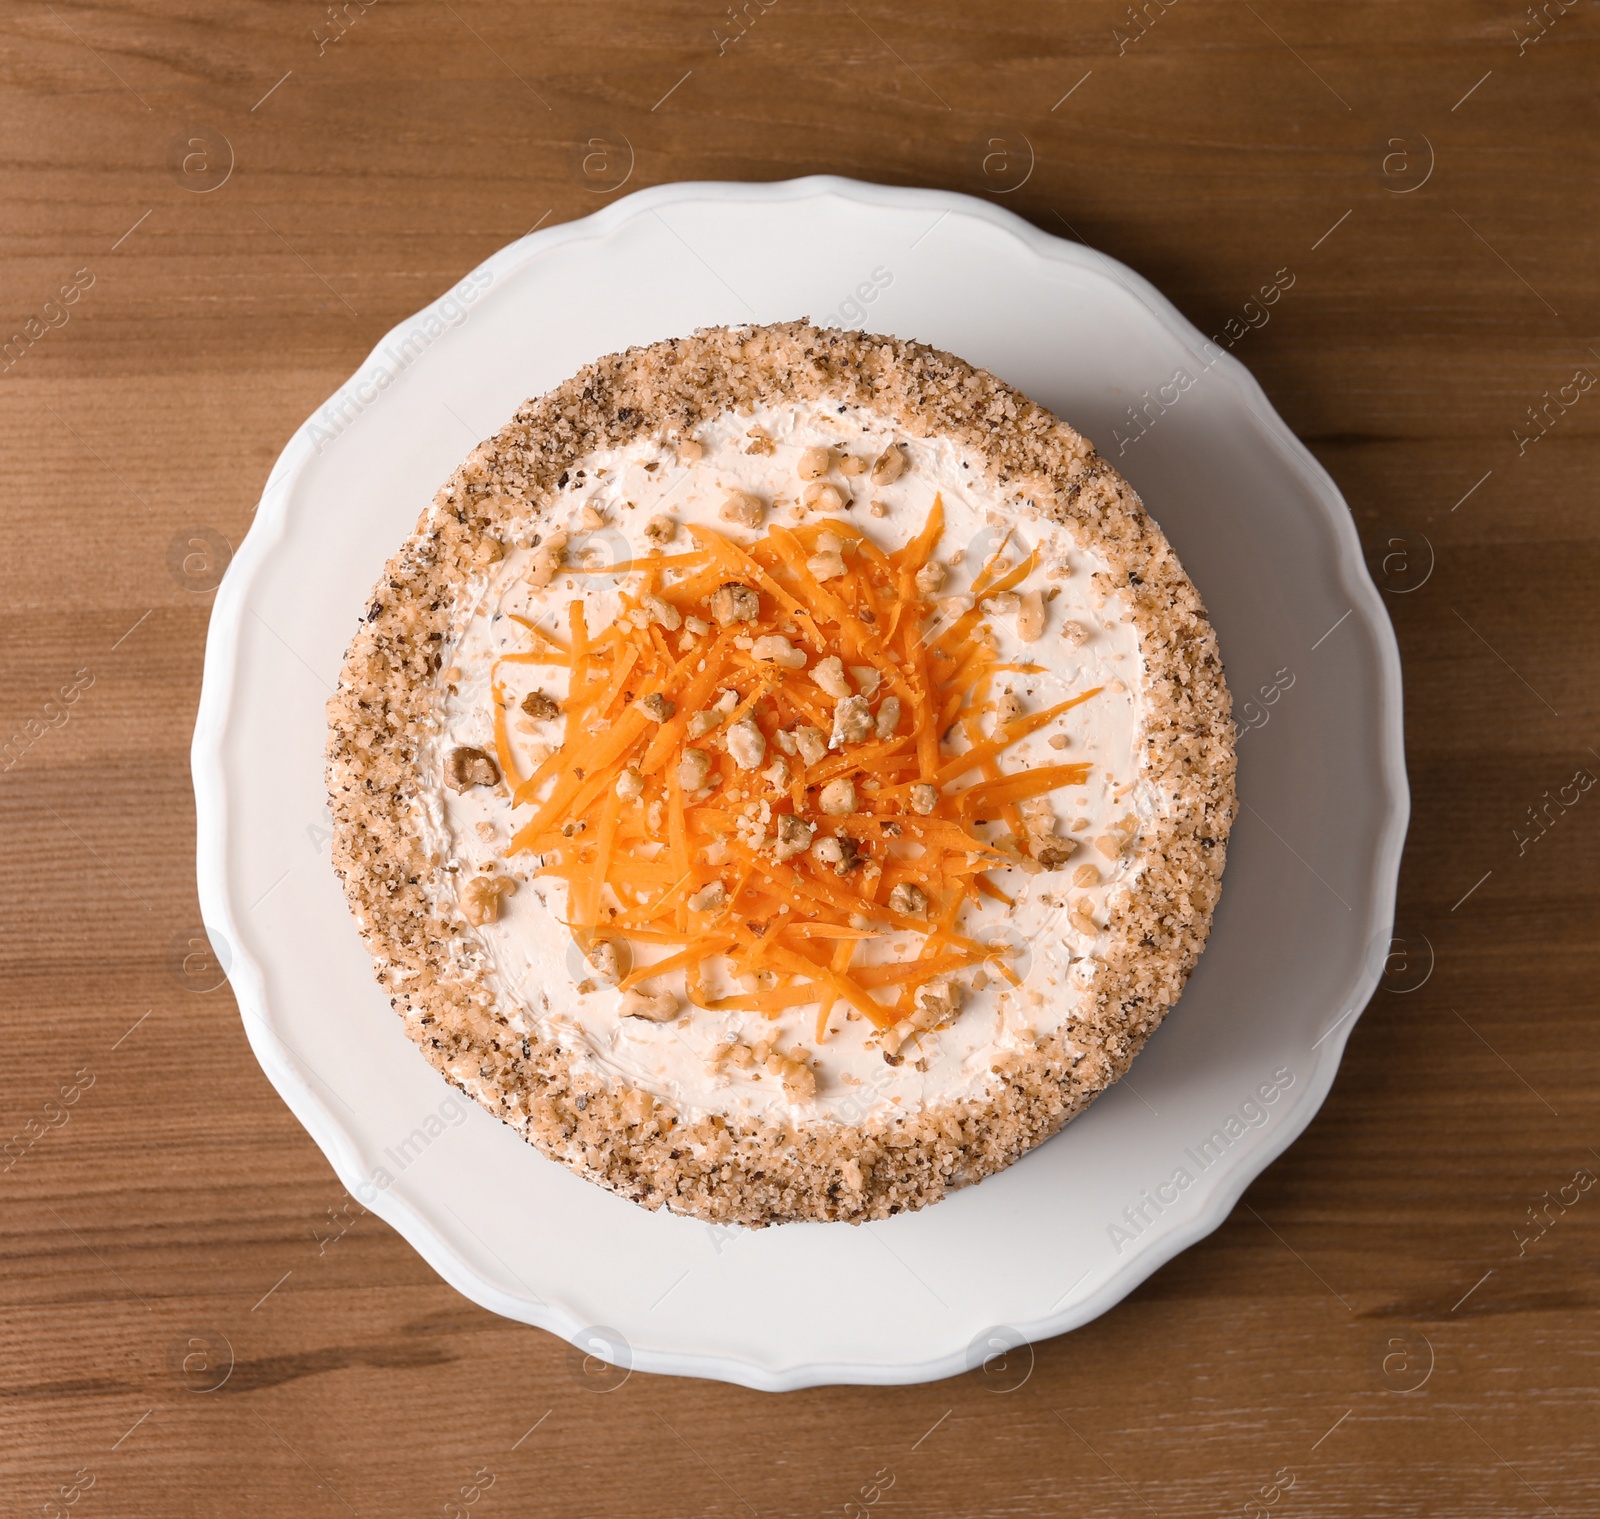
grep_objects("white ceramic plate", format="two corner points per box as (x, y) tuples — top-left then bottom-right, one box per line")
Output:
(193, 177), (1406, 1391)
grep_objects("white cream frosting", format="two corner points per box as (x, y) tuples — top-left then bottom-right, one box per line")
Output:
(416, 400), (1154, 1125)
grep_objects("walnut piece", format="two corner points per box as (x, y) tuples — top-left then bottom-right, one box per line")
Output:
(520, 690), (561, 721)
(812, 656), (851, 698)
(523, 530), (568, 590)
(830, 695), (873, 748)
(819, 778), (857, 816)
(719, 490), (764, 527)
(459, 874), (515, 926)
(586, 938), (623, 984)
(710, 581), (760, 626)
(840, 666), (876, 699)
(1016, 590), (1046, 643)
(446, 746), (500, 792)
(773, 813), (815, 862)
(870, 443), (908, 485)
(619, 991), (677, 1023)
(750, 634), (807, 670)
(726, 716), (767, 770)
(811, 833), (861, 875)
(678, 747), (713, 790)
(797, 445), (833, 480)
(687, 880), (727, 913)
(641, 594), (682, 631)
(888, 881), (928, 916)
(793, 725), (828, 767)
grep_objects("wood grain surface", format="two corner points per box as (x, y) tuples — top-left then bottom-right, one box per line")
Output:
(3, 2), (1597, 1514)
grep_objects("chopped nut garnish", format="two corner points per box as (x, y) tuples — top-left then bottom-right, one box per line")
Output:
(520, 690), (562, 721)
(888, 881), (929, 917)
(750, 634), (807, 669)
(676, 438), (704, 464)
(914, 561), (946, 597)
(909, 783), (937, 815)
(838, 453), (867, 477)
(445, 745), (500, 792)
(781, 1061), (817, 1102)
(615, 765), (644, 803)
(1015, 590), (1046, 642)
(709, 581), (760, 625)
(797, 445), (834, 480)
(719, 490), (764, 527)
(637, 692), (676, 722)
(678, 747), (713, 791)
(811, 656), (851, 698)
(996, 691), (1024, 726)
(830, 694), (873, 747)
(644, 513), (676, 545)
(912, 976), (961, 1027)
(459, 873), (515, 925)
(1048, 733), (1071, 750)
(1062, 620), (1090, 646)
(802, 482), (845, 513)
(641, 593), (682, 631)
(687, 880), (727, 913)
(772, 813), (815, 861)
(726, 716), (766, 770)
(819, 777), (857, 815)
(807, 550), (846, 581)
(811, 833), (861, 875)
(619, 992), (678, 1023)
(875, 695), (902, 739)
(1095, 834), (1125, 860)
(846, 665), (879, 698)
(686, 710), (722, 739)
(1073, 864), (1100, 887)
(870, 443), (908, 485)
(793, 725), (827, 767)
(586, 938), (623, 984)
(523, 529), (569, 590)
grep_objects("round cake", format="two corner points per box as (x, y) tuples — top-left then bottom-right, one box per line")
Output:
(326, 321), (1235, 1226)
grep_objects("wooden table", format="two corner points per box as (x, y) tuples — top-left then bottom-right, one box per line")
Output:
(4, 3), (1596, 1513)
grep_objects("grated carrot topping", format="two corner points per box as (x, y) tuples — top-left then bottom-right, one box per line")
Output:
(488, 499), (1107, 1046)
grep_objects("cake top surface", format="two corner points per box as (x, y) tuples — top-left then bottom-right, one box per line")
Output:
(419, 395), (1150, 1124)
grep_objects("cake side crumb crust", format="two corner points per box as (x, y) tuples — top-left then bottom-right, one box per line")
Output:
(326, 321), (1236, 1226)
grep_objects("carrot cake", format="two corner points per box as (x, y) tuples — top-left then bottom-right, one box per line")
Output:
(326, 321), (1235, 1226)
